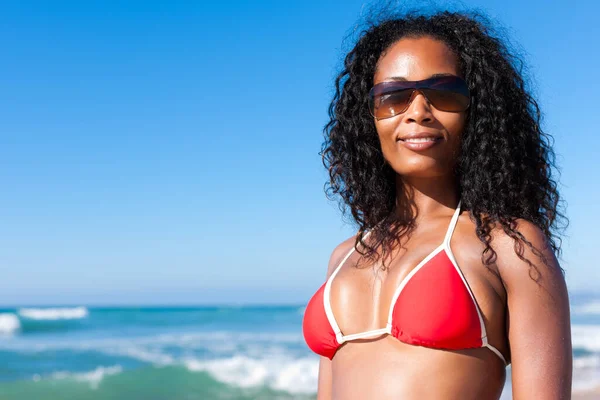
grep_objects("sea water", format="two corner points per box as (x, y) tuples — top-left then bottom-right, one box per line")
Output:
(0, 292), (598, 399)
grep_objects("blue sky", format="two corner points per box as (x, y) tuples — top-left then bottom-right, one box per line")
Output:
(0, 0), (597, 305)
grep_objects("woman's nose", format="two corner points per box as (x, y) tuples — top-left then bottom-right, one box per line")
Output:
(403, 90), (434, 123)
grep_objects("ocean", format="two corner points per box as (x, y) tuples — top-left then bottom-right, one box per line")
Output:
(0, 292), (598, 399)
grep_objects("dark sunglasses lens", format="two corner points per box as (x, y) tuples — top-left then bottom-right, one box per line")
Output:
(371, 90), (413, 119)
(422, 89), (470, 112)
(369, 77), (470, 119)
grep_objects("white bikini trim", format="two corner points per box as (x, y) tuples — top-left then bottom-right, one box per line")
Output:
(323, 201), (507, 365)
(443, 202), (508, 365)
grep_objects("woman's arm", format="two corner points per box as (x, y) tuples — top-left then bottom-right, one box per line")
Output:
(493, 220), (572, 399)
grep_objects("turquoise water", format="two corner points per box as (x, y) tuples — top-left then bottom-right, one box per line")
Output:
(0, 293), (598, 399)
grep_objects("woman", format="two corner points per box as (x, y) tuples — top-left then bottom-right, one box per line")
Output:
(302, 10), (572, 400)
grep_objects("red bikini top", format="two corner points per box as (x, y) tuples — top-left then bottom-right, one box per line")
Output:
(302, 202), (507, 364)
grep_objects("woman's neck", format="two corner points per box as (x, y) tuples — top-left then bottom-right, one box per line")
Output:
(395, 174), (459, 221)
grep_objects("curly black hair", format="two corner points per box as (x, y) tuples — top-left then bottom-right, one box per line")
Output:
(321, 9), (567, 276)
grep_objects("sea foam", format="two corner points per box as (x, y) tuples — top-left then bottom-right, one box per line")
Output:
(572, 324), (600, 352)
(0, 313), (21, 335)
(18, 307), (89, 320)
(44, 365), (123, 389)
(185, 355), (319, 394)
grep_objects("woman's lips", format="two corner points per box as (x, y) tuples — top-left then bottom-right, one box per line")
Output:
(397, 137), (442, 151)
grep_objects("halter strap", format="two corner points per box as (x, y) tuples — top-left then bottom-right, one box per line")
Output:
(443, 200), (462, 247)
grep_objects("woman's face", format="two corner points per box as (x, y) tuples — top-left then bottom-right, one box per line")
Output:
(373, 36), (466, 179)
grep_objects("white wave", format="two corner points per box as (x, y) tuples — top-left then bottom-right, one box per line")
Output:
(18, 307), (88, 320)
(38, 365), (123, 389)
(0, 313), (21, 335)
(185, 355), (319, 394)
(574, 355), (600, 369)
(270, 357), (319, 394)
(0, 331), (304, 364)
(573, 301), (600, 315)
(104, 346), (175, 366)
(572, 324), (600, 352)
(573, 367), (600, 393)
(571, 326), (600, 392)
(0, 330), (302, 352)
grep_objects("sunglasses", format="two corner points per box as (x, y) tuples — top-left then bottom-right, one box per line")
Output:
(368, 76), (470, 120)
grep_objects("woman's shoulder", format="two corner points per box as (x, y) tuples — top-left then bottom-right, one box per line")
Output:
(325, 235), (359, 278)
(488, 218), (563, 285)
(457, 211), (562, 285)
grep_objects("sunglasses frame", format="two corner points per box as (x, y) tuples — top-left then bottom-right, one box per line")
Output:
(368, 76), (471, 120)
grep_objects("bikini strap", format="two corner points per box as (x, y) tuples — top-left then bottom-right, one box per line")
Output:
(443, 200), (462, 247)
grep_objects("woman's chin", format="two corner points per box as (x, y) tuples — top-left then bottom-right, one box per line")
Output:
(393, 163), (450, 179)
